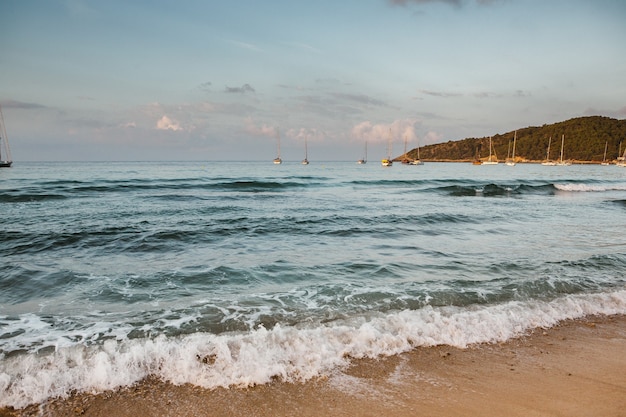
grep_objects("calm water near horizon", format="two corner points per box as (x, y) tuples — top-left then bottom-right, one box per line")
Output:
(1, 160), (626, 408)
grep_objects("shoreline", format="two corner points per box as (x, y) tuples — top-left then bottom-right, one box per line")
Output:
(3, 314), (625, 417)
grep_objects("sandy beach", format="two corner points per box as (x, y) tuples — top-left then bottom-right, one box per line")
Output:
(3, 314), (625, 417)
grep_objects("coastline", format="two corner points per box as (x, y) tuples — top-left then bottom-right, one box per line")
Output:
(3, 314), (625, 417)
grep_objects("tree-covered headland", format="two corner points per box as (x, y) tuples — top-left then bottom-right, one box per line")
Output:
(405, 116), (626, 163)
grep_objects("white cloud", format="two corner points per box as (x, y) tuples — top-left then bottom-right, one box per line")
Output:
(156, 115), (183, 131)
(285, 127), (326, 142)
(423, 130), (444, 145)
(244, 117), (277, 138)
(351, 119), (419, 144)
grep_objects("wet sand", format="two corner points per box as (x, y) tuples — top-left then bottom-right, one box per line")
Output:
(3, 314), (625, 417)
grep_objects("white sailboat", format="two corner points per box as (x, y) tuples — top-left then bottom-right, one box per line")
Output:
(273, 128), (282, 164)
(0, 105), (13, 168)
(616, 143), (626, 167)
(410, 139), (424, 165)
(381, 129), (393, 167)
(357, 141), (367, 164)
(541, 136), (556, 165)
(482, 136), (499, 165)
(601, 141), (610, 165)
(505, 131), (517, 166)
(301, 136), (309, 165)
(556, 134), (571, 166)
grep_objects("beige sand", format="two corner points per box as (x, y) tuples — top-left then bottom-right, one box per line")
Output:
(3, 315), (625, 417)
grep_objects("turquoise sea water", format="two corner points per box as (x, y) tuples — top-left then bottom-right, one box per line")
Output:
(1, 161), (626, 407)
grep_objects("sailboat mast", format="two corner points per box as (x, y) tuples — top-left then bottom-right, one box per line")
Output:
(560, 134), (564, 162)
(0, 106), (12, 166)
(512, 131), (516, 158)
(404, 135), (407, 157)
(273, 127), (282, 164)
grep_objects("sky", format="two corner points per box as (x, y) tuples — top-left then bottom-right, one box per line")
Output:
(1, 0), (625, 162)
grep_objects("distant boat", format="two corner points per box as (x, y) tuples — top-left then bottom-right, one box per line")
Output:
(505, 131), (516, 166)
(556, 134), (571, 166)
(357, 141), (367, 164)
(402, 135), (423, 165)
(482, 136), (499, 165)
(0, 105), (13, 168)
(401, 135), (410, 164)
(381, 128), (393, 167)
(601, 141), (610, 165)
(541, 136), (556, 166)
(301, 136), (309, 165)
(273, 128), (282, 164)
(617, 143), (626, 167)
(410, 139), (424, 165)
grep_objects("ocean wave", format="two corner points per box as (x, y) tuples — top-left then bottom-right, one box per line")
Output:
(553, 183), (626, 192)
(1, 291), (625, 409)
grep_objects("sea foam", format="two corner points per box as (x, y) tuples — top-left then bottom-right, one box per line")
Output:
(1, 290), (625, 409)
(554, 183), (626, 192)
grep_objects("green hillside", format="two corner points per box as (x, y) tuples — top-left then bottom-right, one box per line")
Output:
(405, 116), (626, 163)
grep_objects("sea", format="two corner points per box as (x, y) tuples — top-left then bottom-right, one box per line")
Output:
(1, 160), (626, 408)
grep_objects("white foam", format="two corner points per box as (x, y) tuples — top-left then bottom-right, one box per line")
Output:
(554, 183), (626, 192)
(1, 290), (625, 409)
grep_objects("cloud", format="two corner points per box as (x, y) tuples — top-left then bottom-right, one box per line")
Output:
(423, 130), (444, 145)
(419, 89), (463, 98)
(418, 89), (527, 99)
(331, 93), (386, 107)
(282, 41), (322, 54)
(198, 81), (212, 92)
(228, 40), (263, 52)
(389, 0), (498, 7)
(389, 0), (462, 6)
(351, 119), (419, 143)
(0, 99), (48, 109)
(156, 115), (183, 131)
(225, 84), (256, 94)
(244, 117), (278, 138)
(285, 127), (327, 141)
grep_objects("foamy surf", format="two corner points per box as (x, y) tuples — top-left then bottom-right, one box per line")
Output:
(554, 183), (626, 192)
(1, 291), (625, 409)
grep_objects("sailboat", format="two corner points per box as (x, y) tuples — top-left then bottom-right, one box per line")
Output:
(482, 136), (499, 165)
(616, 143), (626, 167)
(381, 129), (393, 167)
(601, 141), (610, 165)
(410, 139), (424, 165)
(357, 141), (367, 164)
(0, 105), (13, 168)
(541, 136), (556, 165)
(273, 128), (282, 164)
(505, 131), (516, 166)
(401, 135), (411, 164)
(301, 136), (309, 165)
(556, 134), (571, 166)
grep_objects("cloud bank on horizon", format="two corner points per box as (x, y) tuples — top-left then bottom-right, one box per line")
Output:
(0, 0), (625, 161)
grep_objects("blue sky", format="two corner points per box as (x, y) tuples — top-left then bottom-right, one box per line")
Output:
(1, 0), (625, 161)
